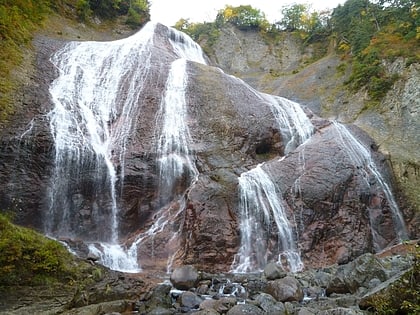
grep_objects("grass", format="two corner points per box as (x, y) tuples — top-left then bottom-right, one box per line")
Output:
(0, 212), (74, 285)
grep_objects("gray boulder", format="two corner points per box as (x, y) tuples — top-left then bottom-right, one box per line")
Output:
(226, 304), (264, 315)
(266, 276), (304, 302)
(264, 262), (287, 280)
(254, 292), (286, 314)
(179, 291), (203, 309)
(170, 265), (199, 290)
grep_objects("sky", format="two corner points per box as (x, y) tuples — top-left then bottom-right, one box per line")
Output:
(150, 0), (346, 26)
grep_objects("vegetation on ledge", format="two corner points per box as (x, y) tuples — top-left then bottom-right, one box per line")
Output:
(366, 244), (419, 314)
(175, 0), (419, 104)
(0, 213), (94, 286)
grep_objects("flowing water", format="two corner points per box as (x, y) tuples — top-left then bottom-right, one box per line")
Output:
(47, 22), (159, 272)
(232, 94), (313, 273)
(155, 58), (199, 202)
(47, 23), (206, 271)
(232, 164), (303, 273)
(128, 34), (205, 270)
(263, 94), (314, 154)
(333, 121), (408, 247)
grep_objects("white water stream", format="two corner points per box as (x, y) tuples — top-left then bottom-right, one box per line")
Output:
(264, 94), (314, 153)
(156, 58), (198, 200)
(48, 23), (206, 272)
(47, 23), (159, 272)
(127, 30), (206, 271)
(232, 92), (313, 273)
(232, 165), (303, 273)
(333, 121), (408, 246)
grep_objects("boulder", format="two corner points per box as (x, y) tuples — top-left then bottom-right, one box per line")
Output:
(264, 262), (287, 280)
(170, 265), (199, 290)
(326, 253), (387, 295)
(199, 297), (237, 314)
(179, 291), (203, 310)
(254, 292), (286, 314)
(266, 276), (304, 302)
(226, 304), (264, 315)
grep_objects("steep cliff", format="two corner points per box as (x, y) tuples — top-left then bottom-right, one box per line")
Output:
(202, 25), (419, 235)
(0, 20), (415, 274)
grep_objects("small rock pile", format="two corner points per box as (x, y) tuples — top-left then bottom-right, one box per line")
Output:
(133, 252), (414, 314)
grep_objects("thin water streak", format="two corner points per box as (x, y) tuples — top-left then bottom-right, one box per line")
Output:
(332, 121), (408, 246)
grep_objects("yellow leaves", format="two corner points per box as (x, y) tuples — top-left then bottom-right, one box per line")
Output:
(224, 7), (234, 20)
(339, 42), (351, 53)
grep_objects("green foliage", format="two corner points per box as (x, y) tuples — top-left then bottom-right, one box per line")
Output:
(332, 0), (376, 54)
(346, 49), (400, 102)
(215, 5), (270, 31)
(334, 0), (419, 102)
(275, 4), (331, 43)
(279, 3), (308, 31)
(126, 0), (150, 28)
(368, 245), (420, 314)
(80, 0), (150, 25)
(76, 0), (92, 21)
(0, 213), (74, 285)
(0, 0), (52, 123)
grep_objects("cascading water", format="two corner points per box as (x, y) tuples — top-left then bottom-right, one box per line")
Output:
(232, 92), (313, 273)
(47, 22), (159, 272)
(232, 165), (303, 273)
(264, 95), (314, 154)
(156, 58), (198, 201)
(122, 28), (206, 271)
(332, 121), (408, 248)
(168, 28), (206, 64)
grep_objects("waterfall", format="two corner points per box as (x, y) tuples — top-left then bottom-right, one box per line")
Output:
(168, 28), (206, 64)
(232, 165), (303, 273)
(332, 121), (408, 247)
(156, 58), (198, 201)
(232, 93), (312, 273)
(263, 94), (314, 154)
(121, 28), (206, 271)
(47, 22), (158, 272)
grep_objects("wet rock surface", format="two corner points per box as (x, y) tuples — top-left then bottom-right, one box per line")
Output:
(0, 244), (416, 314)
(134, 251), (414, 315)
(0, 22), (416, 276)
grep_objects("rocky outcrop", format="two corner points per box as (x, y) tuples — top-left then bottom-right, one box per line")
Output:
(131, 251), (414, 314)
(1, 250), (415, 314)
(202, 25), (419, 234)
(0, 22), (415, 274)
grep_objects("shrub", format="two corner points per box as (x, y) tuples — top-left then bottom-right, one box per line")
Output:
(0, 213), (73, 285)
(368, 245), (420, 314)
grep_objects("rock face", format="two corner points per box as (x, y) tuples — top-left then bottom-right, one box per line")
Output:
(202, 25), (419, 237)
(0, 22), (416, 273)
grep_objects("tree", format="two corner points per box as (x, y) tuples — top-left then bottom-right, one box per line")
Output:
(331, 0), (379, 54)
(278, 3), (308, 31)
(215, 5), (269, 31)
(275, 4), (330, 41)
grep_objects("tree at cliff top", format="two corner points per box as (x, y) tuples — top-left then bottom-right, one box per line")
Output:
(332, 0), (419, 102)
(214, 5), (270, 31)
